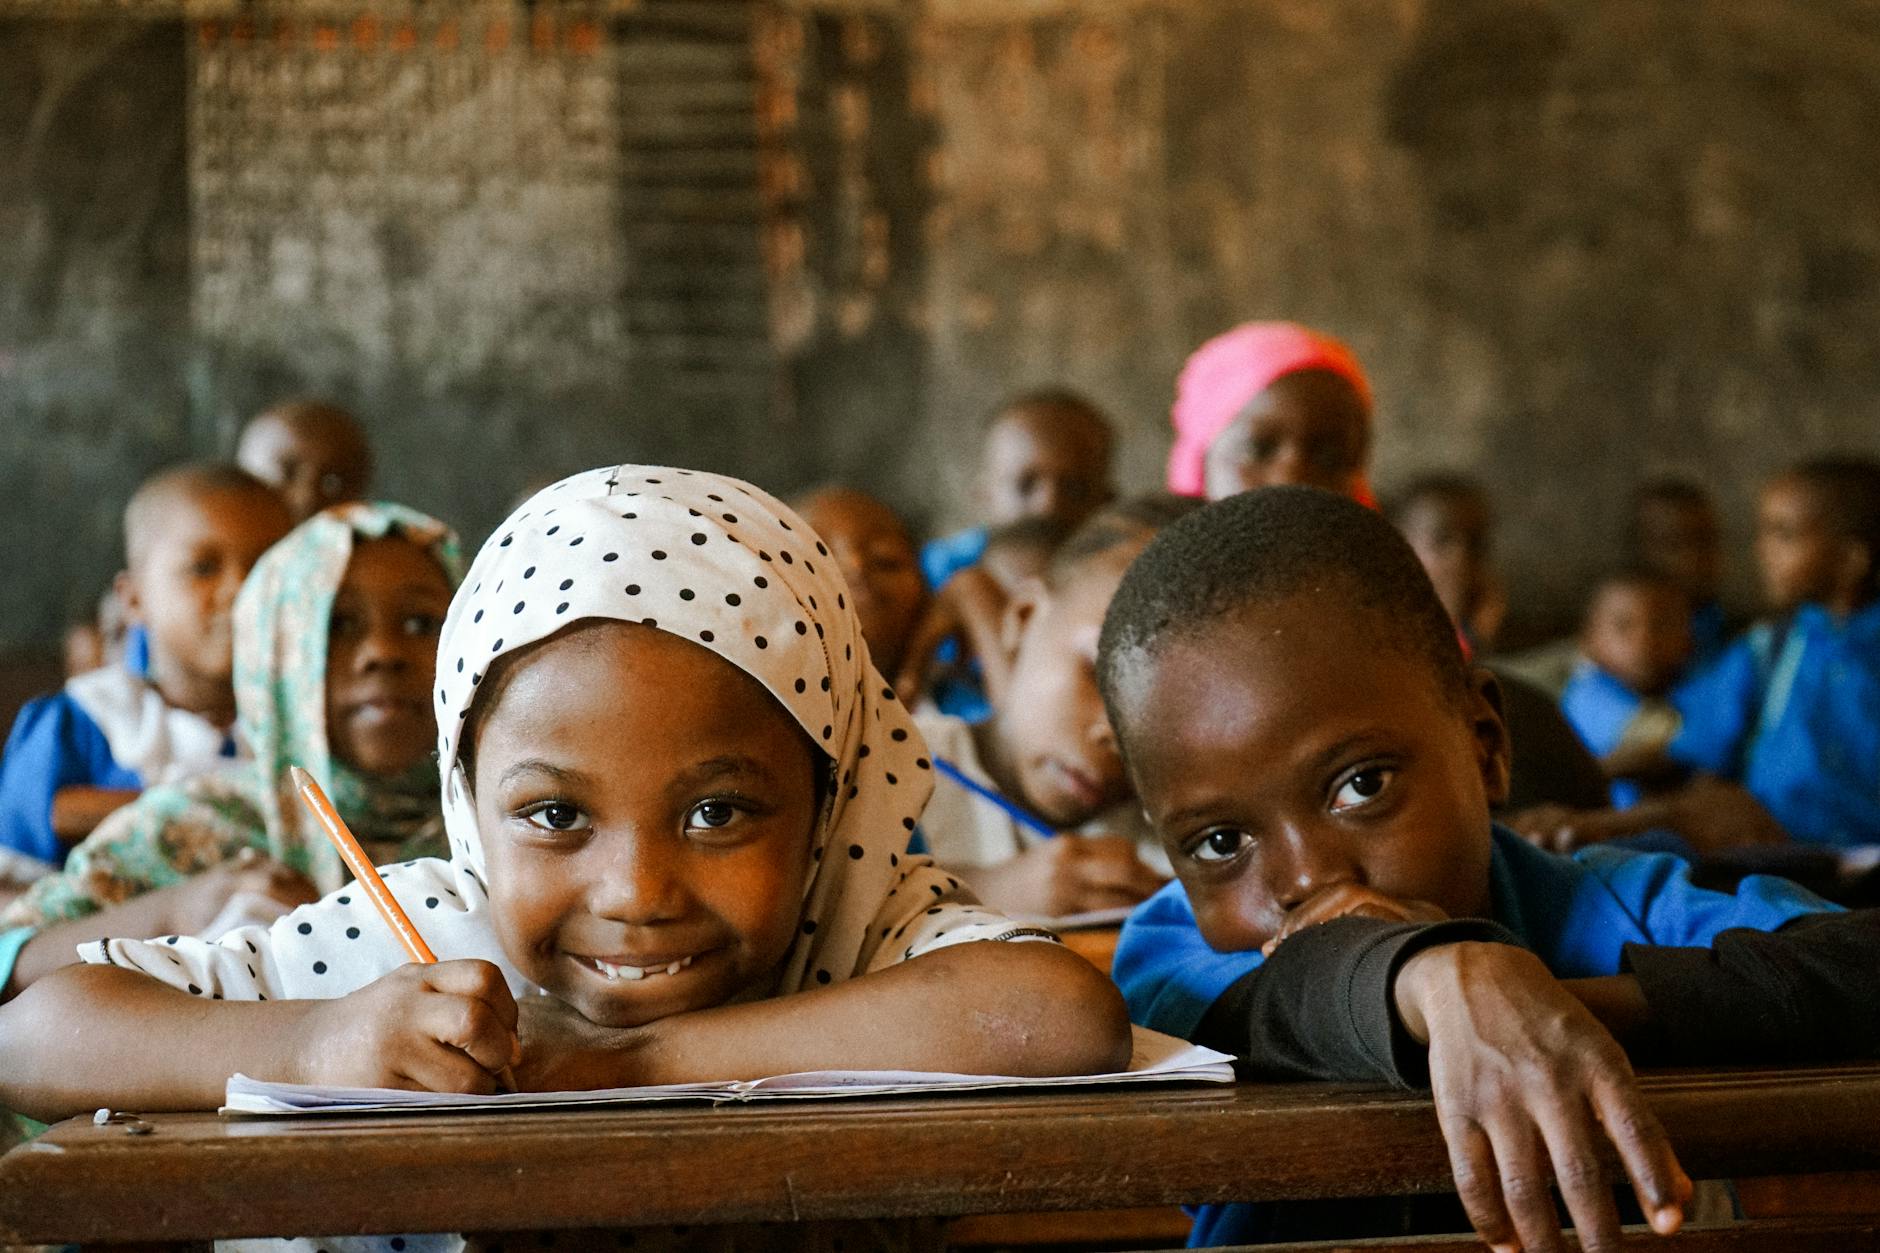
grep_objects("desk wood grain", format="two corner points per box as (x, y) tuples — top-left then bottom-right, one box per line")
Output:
(3, 1066), (1878, 1244)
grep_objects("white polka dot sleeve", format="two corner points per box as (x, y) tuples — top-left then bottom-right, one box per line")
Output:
(857, 857), (1059, 974)
(77, 856), (517, 1003)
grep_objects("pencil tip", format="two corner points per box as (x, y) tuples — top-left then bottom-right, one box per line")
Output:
(288, 764), (311, 789)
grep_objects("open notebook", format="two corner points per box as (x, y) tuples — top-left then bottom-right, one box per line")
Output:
(223, 1026), (1233, 1116)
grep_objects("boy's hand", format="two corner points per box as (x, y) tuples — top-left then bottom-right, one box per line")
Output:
(156, 847), (320, 937)
(1504, 803), (1652, 854)
(293, 960), (520, 1093)
(972, 834), (1167, 918)
(1261, 884), (1445, 957)
(1395, 942), (1692, 1253)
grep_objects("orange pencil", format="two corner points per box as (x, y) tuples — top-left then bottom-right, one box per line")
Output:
(289, 764), (516, 1090)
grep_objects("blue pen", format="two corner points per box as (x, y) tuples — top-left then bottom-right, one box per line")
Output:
(931, 757), (1059, 839)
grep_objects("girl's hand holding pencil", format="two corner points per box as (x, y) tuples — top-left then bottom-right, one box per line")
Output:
(289, 765), (522, 1094)
(289, 960), (521, 1094)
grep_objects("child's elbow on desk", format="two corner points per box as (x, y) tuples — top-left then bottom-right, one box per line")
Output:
(923, 939), (1133, 1076)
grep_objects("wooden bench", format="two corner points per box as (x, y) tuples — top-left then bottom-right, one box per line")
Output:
(2, 1064), (1877, 1248)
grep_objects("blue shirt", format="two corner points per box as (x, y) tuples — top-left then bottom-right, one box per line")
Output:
(1113, 826), (1838, 1246)
(0, 691), (141, 866)
(1559, 663), (1653, 808)
(917, 528), (993, 721)
(1670, 602), (1880, 849)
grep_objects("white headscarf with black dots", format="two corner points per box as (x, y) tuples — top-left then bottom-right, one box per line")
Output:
(81, 467), (1045, 1009)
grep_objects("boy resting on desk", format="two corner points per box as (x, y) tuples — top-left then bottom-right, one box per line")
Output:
(1098, 486), (1880, 1251)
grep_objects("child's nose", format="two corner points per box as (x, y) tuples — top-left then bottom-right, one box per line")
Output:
(589, 840), (687, 925)
(1269, 824), (1355, 910)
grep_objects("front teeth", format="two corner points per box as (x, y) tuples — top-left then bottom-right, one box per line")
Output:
(592, 955), (694, 981)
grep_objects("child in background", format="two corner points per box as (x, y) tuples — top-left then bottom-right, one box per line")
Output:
(1388, 473), (1503, 654)
(1518, 457), (1880, 856)
(1097, 487), (1877, 1249)
(1560, 569), (1694, 807)
(913, 497), (1189, 919)
(895, 515), (1070, 708)
(921, 389), (1115, 591)
(0, 465), (292, 880)
(1631, 477), (1732, 661)
(792, 486), (928, 686)
(1166, 320), (1373, 503)
(1664, 456), (1880, 847)
(1, 502), (460, 999)
(0, 468), (1130, 1253)
(236, 399), (373, 524)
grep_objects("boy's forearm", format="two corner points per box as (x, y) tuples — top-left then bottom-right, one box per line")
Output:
(531, 941), (1131, 1090)
(50, 786), (139, 841)
(0, 964), (311, 1122)
(1560, 975), (1651, 1039)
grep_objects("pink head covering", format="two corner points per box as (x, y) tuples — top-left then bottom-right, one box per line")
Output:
(1166, 321), (1375, 502)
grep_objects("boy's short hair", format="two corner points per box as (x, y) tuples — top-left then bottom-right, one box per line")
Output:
(1385, 471), (1488, 524)
(1584, 564), (1687, 614)
(1096, 486), (1470, 718)
(985, 388), (1114, 438)
(1047, 493), (1201, 586)
(1786, 455), (1880, 595)
(1633, 475), (1712, 509)
(983, 515), (1074, 560)
(123, 461), (280, 568)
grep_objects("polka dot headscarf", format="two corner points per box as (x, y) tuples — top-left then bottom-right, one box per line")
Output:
(434, 465), (936, 989)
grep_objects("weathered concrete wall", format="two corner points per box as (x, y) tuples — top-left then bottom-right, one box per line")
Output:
(5, 0), (1880, 652)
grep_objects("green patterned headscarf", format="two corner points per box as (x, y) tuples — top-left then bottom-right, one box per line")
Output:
(1, 502), (463, 927)
(236, 501), (463, 886)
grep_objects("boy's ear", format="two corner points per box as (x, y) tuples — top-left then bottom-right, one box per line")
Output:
(1837, 538), (1873, 606)
(998, 575), (1048, 664)
(113, 569), (145, 627)
(1466, 667), (1513, 809)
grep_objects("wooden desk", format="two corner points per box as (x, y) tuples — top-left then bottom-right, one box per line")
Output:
(3, 1065), (1879, 1246)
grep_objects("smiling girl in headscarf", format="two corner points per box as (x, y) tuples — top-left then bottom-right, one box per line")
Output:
(1166, 320), (1376, 505)
(0, 502), (461, 994)
(0, 467), (1130, 1249)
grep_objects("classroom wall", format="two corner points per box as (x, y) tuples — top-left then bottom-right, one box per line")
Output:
(5, 0), (1880, 653)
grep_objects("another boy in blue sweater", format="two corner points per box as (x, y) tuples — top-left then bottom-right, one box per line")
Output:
(1096, 487), (1877, 1250)
(0, 464), (290, 884)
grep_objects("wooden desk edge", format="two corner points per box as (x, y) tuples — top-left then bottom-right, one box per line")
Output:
(4, 1065), (1879, 1244)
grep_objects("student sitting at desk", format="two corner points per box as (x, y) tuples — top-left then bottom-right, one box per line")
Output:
(1, 502), (461, 999)
(0, 464), (292, 886)
(1095, 487), (1879, 1250)
(0, 467), (1130, 1253)
(913, 497), (1189, 919)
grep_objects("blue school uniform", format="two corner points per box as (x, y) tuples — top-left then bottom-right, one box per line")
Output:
(1670, 602), (1880, 849)
(919, 526), (989, 590)
(1112, 826), (1837, 1248)
(1558, 662), (1655, 807)
(917, 527), (993, 721)
(0, 666), (236, 872)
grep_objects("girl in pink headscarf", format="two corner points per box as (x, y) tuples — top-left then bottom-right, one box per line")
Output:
(1166, 321), (1376, 506)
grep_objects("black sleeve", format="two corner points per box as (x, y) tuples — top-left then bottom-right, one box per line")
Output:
(1624, 908), (1880, 1064)
(1195, 914), (1525, 1088)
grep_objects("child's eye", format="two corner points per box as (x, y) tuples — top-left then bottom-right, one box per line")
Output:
(402, 613), (443, 637)
(686, 800), (740, 831)
(1190, 828), (1250, 864)
(1331, 768), (1395, 813)
(189, 557), (220, 578)
(522, 802), (590, 833)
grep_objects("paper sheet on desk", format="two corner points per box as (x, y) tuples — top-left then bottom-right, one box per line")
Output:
(222, 1025), (1233, 1115)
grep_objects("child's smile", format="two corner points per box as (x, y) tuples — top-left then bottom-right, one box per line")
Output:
(469, 620), (821, 1029)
